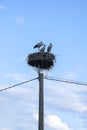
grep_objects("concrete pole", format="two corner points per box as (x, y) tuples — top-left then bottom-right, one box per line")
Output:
(38, 73), (44, 130)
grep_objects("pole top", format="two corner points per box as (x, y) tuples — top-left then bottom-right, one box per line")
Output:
(26, 42), (56, 71)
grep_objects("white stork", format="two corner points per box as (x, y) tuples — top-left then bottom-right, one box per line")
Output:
(40, 45), (46, 52)
(47, 43), (52, 53)
(33, 41), (43, 51)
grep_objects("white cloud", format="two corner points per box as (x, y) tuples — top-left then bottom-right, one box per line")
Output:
(0, 76), (87, 130)
(0, 5), (7, 10)
(19, 122), (29, 128)
(0, 95), (8, 102)
(33, 114), (73, 130)
(8, 87), (30, 95)
(1, 75), (87, 114)
(33, 113), (38, 121)
(45, 115), (73, 130)
(63, 71), (77, 79)
(44, 80), (87, 113)
(1, 128), (11, 130)
(15, 16), (25, 24)
(3, 73), (29, 81)
(0, 85), (7, 89)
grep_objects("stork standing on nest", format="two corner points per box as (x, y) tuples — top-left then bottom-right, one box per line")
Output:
(33, 41), (43, 52)
(40, 44), (46, 52)
(47, 43), (52, 53)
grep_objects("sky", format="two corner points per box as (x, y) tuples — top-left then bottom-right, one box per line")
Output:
(0, 0), (87, 130)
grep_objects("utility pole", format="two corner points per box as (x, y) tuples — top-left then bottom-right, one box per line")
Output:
(38, 73), (44, 130)
(27, 42), (55, 130)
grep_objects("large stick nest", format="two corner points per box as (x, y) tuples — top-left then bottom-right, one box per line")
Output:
(27, 52), (55, 70)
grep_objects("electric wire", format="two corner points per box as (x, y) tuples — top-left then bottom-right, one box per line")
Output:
(44, 76), (87, 86)
(0, 75), (87, 92)
(0, 77), (38, 92)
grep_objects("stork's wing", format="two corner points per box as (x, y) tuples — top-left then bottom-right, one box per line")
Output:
(34, 44), (38, 48)
(33, 42), (43, 48)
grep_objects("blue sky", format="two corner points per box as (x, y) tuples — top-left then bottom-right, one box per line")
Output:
(0, 0), (87, 130)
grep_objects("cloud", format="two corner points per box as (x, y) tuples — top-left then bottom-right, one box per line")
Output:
(33, 114), (73, 130)
(0, 76), (87, 130)
(0, 95), (8, 103)
(1, 128), (9, 130)
(0, 5), (7, 10)
(45, 115), (73, 130)
(1, 128), (11, 130)
(15, 16), (25, 24)
(18, 122), (29, 128)
(3, 73), (29, 81)
(63, 71), (77, 79)
(33, 113), (38, 121)
(1, 74), (87, 113)
(44, 80), (87, 113)
(2, 75), (87, 113)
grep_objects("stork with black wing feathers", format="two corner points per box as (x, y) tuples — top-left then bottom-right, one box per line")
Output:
(33, 41), (43, 52)
(47, 43), (52, 53)
(40, 44), (46, 52)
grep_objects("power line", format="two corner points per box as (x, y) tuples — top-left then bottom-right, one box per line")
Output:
(0, 77), (38, 92)
(0, 75), (87, 92)
(44, 76), (87, 86)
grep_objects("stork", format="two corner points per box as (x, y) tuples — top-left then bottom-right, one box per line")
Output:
(47, 43), (52, 53)
(33, 41), (43, 51)
(40, 45), (46, 52)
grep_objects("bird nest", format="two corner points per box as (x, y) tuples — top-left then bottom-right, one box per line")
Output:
(27, 52), (55, 70)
